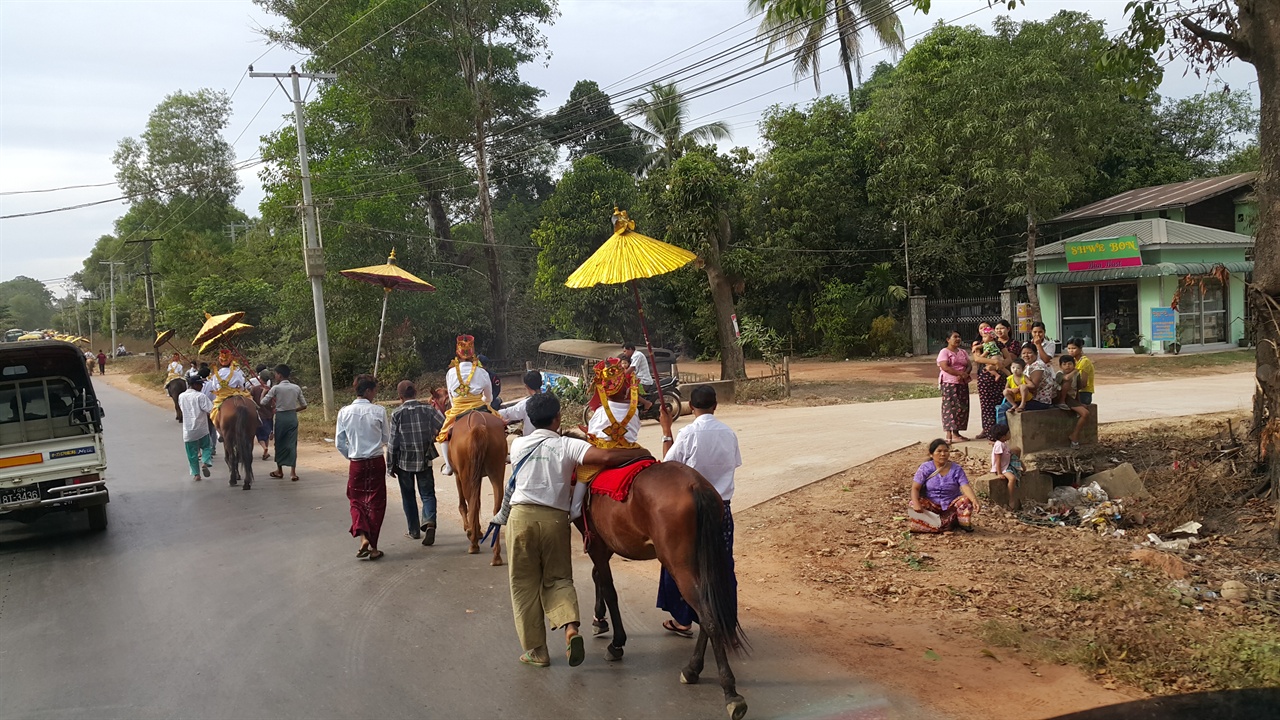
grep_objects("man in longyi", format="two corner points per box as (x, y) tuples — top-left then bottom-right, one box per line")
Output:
(435, 334), (499, 476)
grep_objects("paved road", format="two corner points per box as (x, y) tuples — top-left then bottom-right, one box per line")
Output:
(660, 372), (1256, 511)
(0, 382), (905, 720)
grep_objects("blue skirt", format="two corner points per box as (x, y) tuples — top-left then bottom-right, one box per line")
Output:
(657, 502), (736, 627)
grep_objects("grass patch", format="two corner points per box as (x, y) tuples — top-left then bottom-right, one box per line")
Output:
(736, 378), (787, 403)
(1064, 585), (1100, 603)
(1192, 629), (1280, 689)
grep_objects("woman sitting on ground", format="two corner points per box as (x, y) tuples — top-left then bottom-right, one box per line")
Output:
(908, 439), (981, 533)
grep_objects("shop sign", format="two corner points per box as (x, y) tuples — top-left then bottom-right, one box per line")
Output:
(1151, 307), (1176, 342)
(1065, 235), (1142, 272)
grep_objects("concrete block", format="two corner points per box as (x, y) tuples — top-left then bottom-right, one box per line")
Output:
(1085, 462), (1149, 499)
(1009, 404), (1098, 455)
(982, 469), (1051, 509)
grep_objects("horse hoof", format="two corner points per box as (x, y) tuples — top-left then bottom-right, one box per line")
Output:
(605, 645), (624, 662)
(680, 670), (700, 685)
(243, 484), (251, 491)
(229, 479), (238, 486)
(468, 546), (480, 555)
(490, 558), (504, 567)
(726, 697), (748, 720)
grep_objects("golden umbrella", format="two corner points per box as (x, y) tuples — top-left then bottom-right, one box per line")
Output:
(339, 249), (436, 377)
(153, 329), (188, 363)
(199, 322), (254, 355)
(565, 209), (695, 406)
(193, 311), (246, 346)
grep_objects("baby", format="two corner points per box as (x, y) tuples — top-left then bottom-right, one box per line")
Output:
(1003, 358), (1030, 412)
(972, 324), (1003, 380)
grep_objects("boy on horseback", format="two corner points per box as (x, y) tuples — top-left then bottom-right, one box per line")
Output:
(208, 349), (251, 425)
(570, 357), (646, 520)
(166, 352), (185, 381)
(436, 334), (499, 476)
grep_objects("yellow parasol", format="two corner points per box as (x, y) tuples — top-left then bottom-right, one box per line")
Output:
(564, 209), (695, 407)
(339, 249), (436, 377)
(199, 322), (254, 355)
(193, 311), (246, 345)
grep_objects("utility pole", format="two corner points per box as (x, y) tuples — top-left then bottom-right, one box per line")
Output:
(903, 220), (912, 297)
(250, 65), (337, 419)
(125, 237), (162, 370)
(99, 261), (122, 357)
(224, 221), (251, 244)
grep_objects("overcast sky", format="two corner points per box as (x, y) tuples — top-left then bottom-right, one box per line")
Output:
(0, 0), (1259, 297)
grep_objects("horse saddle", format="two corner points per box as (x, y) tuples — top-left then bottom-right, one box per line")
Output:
(584, 457), (657, 503)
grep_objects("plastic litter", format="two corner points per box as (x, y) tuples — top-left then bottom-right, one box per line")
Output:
(1169, 521), (1202, 536)
(1077, 481), (1109, 504)
(1048, 486), (1083, 508)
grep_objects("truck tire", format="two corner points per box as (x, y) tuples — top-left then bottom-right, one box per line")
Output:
(87, 505), (108, 532)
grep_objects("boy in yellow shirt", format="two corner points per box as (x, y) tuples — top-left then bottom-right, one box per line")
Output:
(1065, 338), (1095, 405)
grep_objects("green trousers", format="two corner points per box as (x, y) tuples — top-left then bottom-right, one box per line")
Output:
(506, 503), (579, 651)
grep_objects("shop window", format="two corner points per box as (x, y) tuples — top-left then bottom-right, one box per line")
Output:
(1059, 284), (1139, 348)
(1178, 278), (1228, 345)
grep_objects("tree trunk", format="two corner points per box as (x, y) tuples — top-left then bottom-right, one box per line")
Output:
(1238, 4), (1280, 541)
(426, 191), (453, 255)
(1025, 209), (1042, 323)
(706, 212), (745, 380)
(472, 118), (508, 359)
(837, 33), (857, 106)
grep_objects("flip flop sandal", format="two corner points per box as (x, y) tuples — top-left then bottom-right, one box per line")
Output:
(262, 452), (270, 460)
(269, 471), (284, 479)
(566, 634), (585, 667)
(519, 651), (550, 668)
(663, 620), (694, 638)
(291, 476), (299, 482)
(356, 546), (371, 558)
(366, 550), (384, 561)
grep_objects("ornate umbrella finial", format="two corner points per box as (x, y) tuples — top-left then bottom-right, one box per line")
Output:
(388, 249), (397, 264)
(612, 208), (635, 234)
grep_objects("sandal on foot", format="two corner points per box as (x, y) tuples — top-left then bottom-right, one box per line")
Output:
(291, 475), (299, 482)
(366, 550), (384, 561)
(262, 451), (270, 461)
(421, 524), (436, 546)
(269, 471), (284, 479)
(663, 619), (694, 638)
(356, 548), (370, 558)
(566, 634), (585, 667)
(520, 650), (550, 667)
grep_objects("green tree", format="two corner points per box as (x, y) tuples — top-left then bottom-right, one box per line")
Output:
(1157, 87), (1260, 176)
(112, 89), (241, 204)
(0, 277), (55, 329)
(627, 83), (732, 175)
(545, 80), (645, 174)
(748, 0), (905, 99)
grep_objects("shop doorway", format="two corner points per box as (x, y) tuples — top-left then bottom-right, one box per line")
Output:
(1177, 277), (1228, 345)
(1059, 283), (1139, 348)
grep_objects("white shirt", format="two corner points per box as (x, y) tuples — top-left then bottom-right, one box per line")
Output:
(216, 366), (247, 389)
(588, 400), (641, 444)
(167, 361), (185, 376)
(179, 389), (213, 442)
(663, 413), (742, 502)
(200, 378), (217, 402)
(446, 361), (493, 403)
(631, 350), (654, 386)
(508, 429), (592, 511)
(335, 398), (389, 460)
(498, 395), (535, 436)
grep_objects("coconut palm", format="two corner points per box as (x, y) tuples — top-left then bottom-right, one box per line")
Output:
(748, 0), (905, 99)
(626, 83), (732, 176)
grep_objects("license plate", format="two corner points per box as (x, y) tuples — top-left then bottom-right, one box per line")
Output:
(0, 485), (41, 506)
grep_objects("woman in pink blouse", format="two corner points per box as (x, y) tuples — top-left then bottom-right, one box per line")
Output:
(936, 330), (973, 443)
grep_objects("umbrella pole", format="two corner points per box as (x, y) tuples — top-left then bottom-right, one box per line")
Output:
(630, 280), (665, 409)
(373, 289), (390, 377)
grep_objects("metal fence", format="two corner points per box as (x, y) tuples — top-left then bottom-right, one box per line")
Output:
(924, 296), (1003, 350)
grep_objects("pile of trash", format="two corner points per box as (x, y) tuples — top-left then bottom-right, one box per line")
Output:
(1018, 481), (1126, 536)
(1142, 521), (1204, 552)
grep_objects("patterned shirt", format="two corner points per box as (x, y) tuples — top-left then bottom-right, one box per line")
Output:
(388, 400), (444, 473)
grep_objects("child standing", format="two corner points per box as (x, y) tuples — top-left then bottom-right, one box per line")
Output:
(990, 424), (1023, 510)
(1065, 338), (1094, 405)
(1054, 356), (1091, 448)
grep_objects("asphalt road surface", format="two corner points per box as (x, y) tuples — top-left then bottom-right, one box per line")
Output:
(1, 382), (906, 720)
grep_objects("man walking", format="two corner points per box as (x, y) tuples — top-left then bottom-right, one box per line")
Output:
(96, 350), (107, 375)
(179, 378), (214, 481)
(489, 393), (647, 667)
(498, 370), (543, 436)
(388, 380), (444, 546)
(249, 367), (275, 462)
(336, 375), (390, 561)
(656, 385), (741, 636)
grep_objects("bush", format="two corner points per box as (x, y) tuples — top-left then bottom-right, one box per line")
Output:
(865, 315), (910, 357)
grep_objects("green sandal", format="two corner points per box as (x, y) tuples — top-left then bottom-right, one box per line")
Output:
(520, 650), (550, 667)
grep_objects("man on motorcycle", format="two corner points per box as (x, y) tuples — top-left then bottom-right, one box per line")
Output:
(621, 342), (655, 396)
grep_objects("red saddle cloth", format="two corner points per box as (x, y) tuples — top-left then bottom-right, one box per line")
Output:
(588, 458), (657, 502)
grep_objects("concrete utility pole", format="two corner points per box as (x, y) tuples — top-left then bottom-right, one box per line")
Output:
(125, 237), (162, 370)
(250, 65), (337, 419)
(224, 221), (251, 244)
(100, 261), (122, 358)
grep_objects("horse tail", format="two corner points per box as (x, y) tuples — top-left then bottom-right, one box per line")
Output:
(692, 483), (748, 653)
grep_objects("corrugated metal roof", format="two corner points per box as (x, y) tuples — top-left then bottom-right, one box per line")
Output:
(1006, 261), (1253, 287)
(1014, 218), (1253, 260)
(1050, 172), (1256, 223)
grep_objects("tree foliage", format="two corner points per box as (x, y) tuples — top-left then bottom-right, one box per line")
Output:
(113, 89), (241, 204)
(627, 83), (732, 176)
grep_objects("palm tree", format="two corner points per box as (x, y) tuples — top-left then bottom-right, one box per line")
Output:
(626, 83), (732, 175)
(748, 0), (905, 100)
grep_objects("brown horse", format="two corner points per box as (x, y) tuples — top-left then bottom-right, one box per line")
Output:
(583, 462), (748, 720)
(214, 396), (261, 490)
(166, 377), (187, 422)
(447, 411), (508, 565)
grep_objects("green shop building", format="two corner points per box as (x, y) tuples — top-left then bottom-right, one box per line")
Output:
(1010, 173), (1256, 353)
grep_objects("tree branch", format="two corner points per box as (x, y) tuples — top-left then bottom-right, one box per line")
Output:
(1180, 17), (1251, 61)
